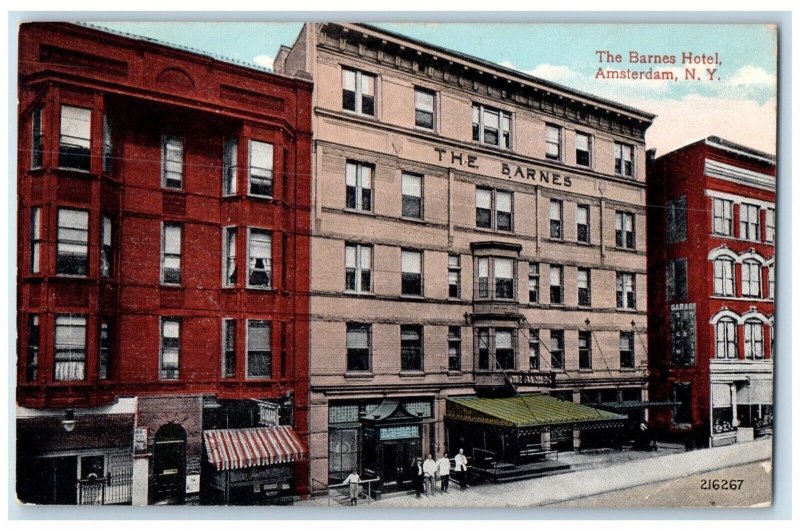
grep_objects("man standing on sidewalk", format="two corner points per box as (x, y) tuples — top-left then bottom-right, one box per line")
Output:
(437, 453), (451, 493)
(414, 457), (424, 498)
(454, 448), (468, 489)
(423, 453), (437, 496)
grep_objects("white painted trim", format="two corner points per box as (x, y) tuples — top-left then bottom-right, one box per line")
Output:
(709, 309), (740, 325)
(708, 246), (738, 261)
(17, 397), (138, 418)
(738, 250), (768, 266)
(706, 139), (775, 165)
(704, 159), (775, 192)
(705, 189), (775, 210)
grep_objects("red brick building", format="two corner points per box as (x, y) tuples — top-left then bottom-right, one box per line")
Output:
(646, 137), (774, 448)
(16, 23), (312, 505)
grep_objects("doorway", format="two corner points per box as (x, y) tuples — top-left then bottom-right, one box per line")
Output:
(381, 440), (419, 490)
(153, 423), (186, 505)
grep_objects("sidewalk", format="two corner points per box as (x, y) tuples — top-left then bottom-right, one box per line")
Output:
(310, 438), (771, 508)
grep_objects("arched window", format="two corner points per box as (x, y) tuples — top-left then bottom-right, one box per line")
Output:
(715, 318), (737, 359)
(741, 260), (762, 298)
(744, 319), (765, 360)
(713, 258), (734, 296)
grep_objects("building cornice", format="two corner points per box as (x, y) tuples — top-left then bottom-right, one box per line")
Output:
(704, 159), (776, 193)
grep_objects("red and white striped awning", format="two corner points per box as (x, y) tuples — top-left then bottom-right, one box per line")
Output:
(203, 426), (306, 471)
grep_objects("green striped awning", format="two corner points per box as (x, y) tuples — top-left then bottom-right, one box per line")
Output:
(446, 394), (626, 428)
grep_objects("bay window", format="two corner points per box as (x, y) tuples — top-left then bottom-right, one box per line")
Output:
(59, 105), (91, 171)
(55, 314), (86, 381)
(249, 140), (274, 197)
(57, 208), (89, 276)
(247, 229), (272, 288)
(247, 319), (271, 378)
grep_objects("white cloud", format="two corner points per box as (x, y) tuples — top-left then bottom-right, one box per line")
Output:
(528, 63), (581, 82)
(727, 65), (776, 87)
(253, 55), (274, 69)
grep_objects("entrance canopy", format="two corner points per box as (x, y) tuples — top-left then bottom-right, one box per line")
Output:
(203, 426), (305, 471)
(446, 394), (626, 429)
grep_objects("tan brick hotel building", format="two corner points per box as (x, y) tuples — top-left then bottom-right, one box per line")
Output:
(276, 23), (655, 491)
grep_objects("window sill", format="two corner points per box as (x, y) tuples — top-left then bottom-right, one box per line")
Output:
(616, 307), (638, 312)
(399, 371), (425, 378)
(400, 216), (426, 224)
(342, 109), (378, 121)
(578, 369), (594, 373)
(247, 193), (276, 202)
(343, 208), (376, 217)
(246, 286), (274, 291)
(344, 371), (374, 379)
(160, 283), (183, 289)
(613, 246), (639, 253)
(57, 167), (93, 175)
(161, 186), (185, 193)
(400, 294), (425, 300)
(619, 367), (638, 372)
(344, 290), (375, 297)
(447, 370), (463, 376)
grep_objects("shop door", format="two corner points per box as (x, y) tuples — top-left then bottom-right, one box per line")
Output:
(38, 456), (78, 504)
(381, 443), (402, 487)
(153, 423), (186, 505)
(399, 441), (419, 489)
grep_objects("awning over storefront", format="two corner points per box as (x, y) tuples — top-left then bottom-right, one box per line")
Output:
(203, 426), (305, 471)
(446, 394), (626, 429)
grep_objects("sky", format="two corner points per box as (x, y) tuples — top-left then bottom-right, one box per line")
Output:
(96, 22), (777, 155)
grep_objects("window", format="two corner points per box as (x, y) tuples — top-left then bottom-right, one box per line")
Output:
(768, 266), (775, 300)
(549, 265), (563, 304)
(579, 331), (592, 370)
(672, 383), (692, 425)
(448, 326), (461, 371)
(346, 323), (371, 372)
(666, 259), (688, 301)
(549, 199), (563, 239)
(475, 188), (514, 231)
(614, 142), (633, 177)
(30, 207), (41, 274)
(57, 209), (88, 276)
(345, 243), (372, 293)
(414, 88), (435, 129)
(247, 229), (272, 288)
(472, 104), (511, 148)
(713, 258), (734, 296)
(577, 268), (591, 306)
(27, 315), (39, 381)
(101, 215), (113, 278)
(620, 332), (635, 368)
(528, 329), (540, 370)
(400, 325), (423, 371)
(744, 320), (764, 360)
(161, 135), (183, 189)
(477, 257), (490, 299)
(496, 191), (513, 231)
(160, 318), (180, 379)
(494, 258), (514, 299)
(248, 140), (274, 197)
(712, 198), (733, 236)
(223, 138), (238, 195)
(401, 250), (422, 296)
(342, 68), (375, 116)
(575, 132), (591, 166)
(576, 204), (590, 243)
(550, 330), (564, 370)
(31, 108), (44, 169)
(476, 188), (492, 229)
(545, 124), (562, 160)
(54, 315), (86, 381)
(401, 172), (423, 219)
(99, 321), (110, 380)
(102, 115), (113, 173)
(715, 318), (737, 359)
(615, 212), (635, 249)
(223, 227), (237, 286)
(741, 260), (761, 298)
(328, 427), (360, 483)
(345, 161), (373, 212)
(740, 204), (760, 241)
(528, 263), (539, 303)
(448, 254), (461, 299)
(247, 320), (271, 378)
(59, 105), (91, 171)
(496, 329), (515, 370)
(616, 273), (636, 309)
(160, 223), (182, 285)
(666, 196), (687, 243)
(222, 319), (236, 378)
(477, 328), (490, 370)
(765, 208), (775, 243)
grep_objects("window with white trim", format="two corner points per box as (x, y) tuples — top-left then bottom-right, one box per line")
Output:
(741, 259), (761, 298)
(549, 199), (563, 239)
(55, 314), (86, 381)
(57, 208), (89, 276)
(744, 320), (764, 360)
(102, 115), (113, 174)
(768, 266), (775, 300)
(575, 132), (591, 166)
(101, 215), (113, 278)
(448, 254), (461, 299)
(249, 140), (274, 197)
(346, 323), (371, 372)
(577, 267), (591, 306)
(342, 68), (375, 116)
(99, 321), (110, 380)
(477, 257), (490, 299)
(223, 138), (238, 196)
(550, 330), (564, 370)
(223, 227), (237, 287)
(550, 265), (564, 304)
(576, 204), (590, 243)
(616, 272), (636, 309)
(161, 134), (183, 189)
(160, 223), (182, 285)
(713, 258), (734, 296)
(27, 315), (39, 381)
(222, 319), (236, 378)
(346, 161), (373, 212)
(494, 258), (514, 299)
(30, 207), (41, 274)
(448, 326), (461, 371)
(475, 188), (513, 232)
(160, 318), (180, 379)
(528, 263), (539, 303)
(59, 105), (91, 171)
(620, 332), (635, 368)
(712, 198), (733, 236)
(401, 249), (423, 296)
(715, 318), (737, 359)
(472, 104), (510, 148)
(247, 229), (272, 289)
(615, 211), (635, 249)
(528, 329), (540, 370)
(401, 172), (423, 219)
(545, 124), (562, 160)
(579, 330), (592, 370)
(247, 320), (271, 378)
(614, 142), (633, 177)
(414, 88), (435, 129)
(400, 325), (423, 371)
(765, 208), (775, 243)
(739, 203), (760, 241)
(345, 243), (372, 293)
(495, 329), (515, 370)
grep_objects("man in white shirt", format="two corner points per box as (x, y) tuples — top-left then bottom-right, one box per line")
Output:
(436, 453), (451, 493)
(343, 469), (360, 506)
(422, 453), (437, 496)
(454, 448), (468, 489)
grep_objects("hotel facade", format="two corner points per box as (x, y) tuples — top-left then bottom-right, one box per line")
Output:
(276, 23), (655, 490)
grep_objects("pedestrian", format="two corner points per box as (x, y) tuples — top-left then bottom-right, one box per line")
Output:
(414, 457), (424, 498)
(343, 469), (361, 506)
(436, 452), (451, 493)
(423, 453), (437, 496)
(454, 448), (468, 489)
